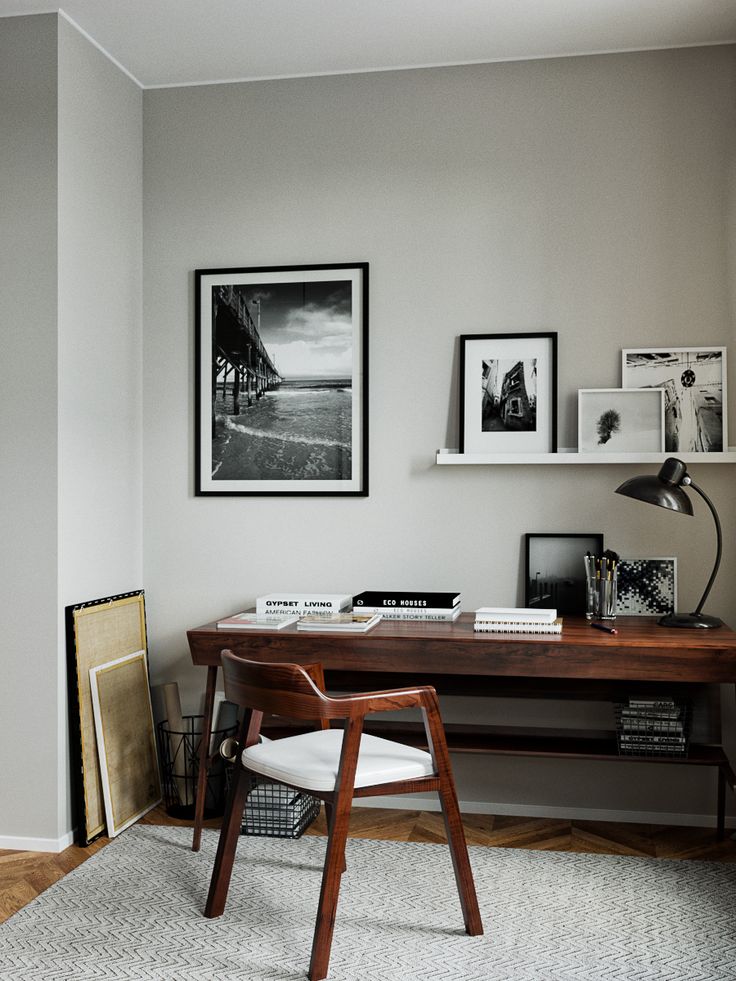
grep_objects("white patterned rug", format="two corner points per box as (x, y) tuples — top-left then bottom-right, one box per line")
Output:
(1, 825), (735, 980)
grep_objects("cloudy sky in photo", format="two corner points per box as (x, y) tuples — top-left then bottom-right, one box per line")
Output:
(240, 280), (353, 378)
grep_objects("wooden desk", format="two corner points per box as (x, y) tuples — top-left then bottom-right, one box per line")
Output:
(187, 614), (736, 849)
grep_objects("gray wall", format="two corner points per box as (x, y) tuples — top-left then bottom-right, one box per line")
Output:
(57, 17), (143, 839)
(143, 47), (736, 823)
(0, 14), (142, 847)
(0, 14), (60, 845)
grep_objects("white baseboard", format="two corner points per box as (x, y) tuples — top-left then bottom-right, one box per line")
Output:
(0, 829), (75, 854)
(353, 795), (736, 830)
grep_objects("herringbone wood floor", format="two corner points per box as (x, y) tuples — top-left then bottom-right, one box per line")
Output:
(2, 805), (735, 926)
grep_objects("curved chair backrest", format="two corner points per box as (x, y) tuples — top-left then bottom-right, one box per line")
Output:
(221, 651), (333, 721)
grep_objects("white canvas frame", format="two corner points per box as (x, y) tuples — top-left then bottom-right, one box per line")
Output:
(621, 347), (727, 453)
(89, 649), (161, 838)
(578, 388), (664, 453)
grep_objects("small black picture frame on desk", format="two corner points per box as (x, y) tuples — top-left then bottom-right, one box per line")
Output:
(525, 532), (604, 615)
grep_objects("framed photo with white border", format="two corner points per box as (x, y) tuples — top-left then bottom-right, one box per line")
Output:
(459, 332), (557, 454)
(621, 347), (727, 453)
(578, 388), (664, 453)
(617, 557), (677, 617)
(195, 263), (368, 496)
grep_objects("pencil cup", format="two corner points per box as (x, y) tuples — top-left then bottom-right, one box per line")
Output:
(584, 556), (597, 620)
(596, 573), (618, 620)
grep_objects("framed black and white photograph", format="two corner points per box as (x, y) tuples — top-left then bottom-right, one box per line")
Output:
(459, 333), (557, 454)
(617, 557), (677, 617)
(578, 388), (664, 453)
(622, 347), (727, 453)
(195, 264), (368, 496)
(525, 532), (604, 615)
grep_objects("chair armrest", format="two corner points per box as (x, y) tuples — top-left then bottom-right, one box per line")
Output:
(327, 686), (436, 717)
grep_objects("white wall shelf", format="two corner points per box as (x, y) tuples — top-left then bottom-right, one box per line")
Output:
(436, 448), (736, 466)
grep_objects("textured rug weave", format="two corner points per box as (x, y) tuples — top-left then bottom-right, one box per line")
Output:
(1, 825), (735, 980)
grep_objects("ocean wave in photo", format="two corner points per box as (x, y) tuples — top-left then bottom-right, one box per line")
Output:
(212, 377), (353, 481)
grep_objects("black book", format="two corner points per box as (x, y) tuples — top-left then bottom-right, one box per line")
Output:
(353, 590), (461, 609)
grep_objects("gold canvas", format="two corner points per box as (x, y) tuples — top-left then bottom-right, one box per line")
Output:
(90, 650), (161, 836)
(69, 593), (147, 842)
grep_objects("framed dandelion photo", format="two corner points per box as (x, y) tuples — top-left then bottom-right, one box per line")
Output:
(578, 388), (664, 453)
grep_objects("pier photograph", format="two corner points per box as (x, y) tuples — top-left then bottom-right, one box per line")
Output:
(195, 264), (368, 495)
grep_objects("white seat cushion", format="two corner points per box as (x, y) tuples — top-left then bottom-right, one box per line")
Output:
(241, 728), (435, 793)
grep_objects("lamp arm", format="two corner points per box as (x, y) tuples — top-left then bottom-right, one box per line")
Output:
(687, 480), (722, 616)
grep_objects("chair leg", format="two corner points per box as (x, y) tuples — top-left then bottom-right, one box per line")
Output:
(204, 764), (250, 918)
(323, 802), (347, 873)
(309, 791), (352, 981)
(438, 778), (483, 936)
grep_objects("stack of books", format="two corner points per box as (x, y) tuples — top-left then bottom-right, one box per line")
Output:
(616, 697), (689, 757)
(352, 590), (461, 622)
(255, 593), (352, 618)
(473, 607), (562, 633)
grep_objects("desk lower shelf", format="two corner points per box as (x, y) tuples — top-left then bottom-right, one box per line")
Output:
(261, 719), (733, 770)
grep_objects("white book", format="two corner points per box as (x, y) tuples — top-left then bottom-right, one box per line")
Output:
(353, 606), (461, 620)
(217, 612), (298, 630)
(475, 606), (557, 623)
(256, 593), (351, 616)
(297, 613), (382, 633)
(474, 618), (562, 634)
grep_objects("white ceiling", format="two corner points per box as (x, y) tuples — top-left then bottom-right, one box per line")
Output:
(1, 0), (735, 88)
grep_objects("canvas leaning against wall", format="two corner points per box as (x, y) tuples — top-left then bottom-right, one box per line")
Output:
(195, 264), (368, 496)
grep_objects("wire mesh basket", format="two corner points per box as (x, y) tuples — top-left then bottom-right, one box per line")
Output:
(615, 697), (690, 758)
(157, 715), (237, 818)
(240, 776), (321, 838)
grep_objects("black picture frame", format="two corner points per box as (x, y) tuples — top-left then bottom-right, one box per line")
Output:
(459, 332), (557, 454)
(524, 532), (604, 615)
(459, 331), (557, 453)
(195, 263), (368, 496)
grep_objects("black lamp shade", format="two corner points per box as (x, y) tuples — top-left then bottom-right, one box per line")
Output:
(615, 474), (693, 515)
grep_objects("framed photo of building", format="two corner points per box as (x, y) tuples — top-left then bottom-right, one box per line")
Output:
(195, 264), (368, 496)
(578, 388), (664, 453)
(459, 333), (557, 454)
(525, 532), (604, 615)
(622, 347), (727, 453)
(616, 557), (677, 617)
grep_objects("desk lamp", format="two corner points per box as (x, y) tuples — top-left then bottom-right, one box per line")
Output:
(615, 457), (722, 628)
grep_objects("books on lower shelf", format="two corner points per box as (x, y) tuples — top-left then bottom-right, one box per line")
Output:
(474, 618), (563, 634)
(615, 696), (690, 757)
(296, 613), (382, 633)
(352, 605), (461, 622)
(217, 612), (299, 630)
(256, 593), (351, 618)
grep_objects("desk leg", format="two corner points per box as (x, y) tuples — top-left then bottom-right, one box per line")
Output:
(192, 665), (218, 852)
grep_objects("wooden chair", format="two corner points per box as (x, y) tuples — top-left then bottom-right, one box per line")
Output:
(205, 652), (483, 981)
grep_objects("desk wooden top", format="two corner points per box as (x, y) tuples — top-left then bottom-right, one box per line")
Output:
(187, 614), (736, 684)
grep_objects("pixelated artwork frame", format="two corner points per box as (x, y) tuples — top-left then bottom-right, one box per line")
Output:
(617, 558), (677, 616)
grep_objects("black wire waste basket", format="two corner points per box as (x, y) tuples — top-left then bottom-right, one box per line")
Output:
(242, 777), (321, 838)
(157, 715), (236, 818)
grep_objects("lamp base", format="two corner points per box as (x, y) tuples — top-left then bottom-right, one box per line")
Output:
(658, 612), (723, 629)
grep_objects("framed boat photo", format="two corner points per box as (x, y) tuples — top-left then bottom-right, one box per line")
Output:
(195, 263), (368, 496)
